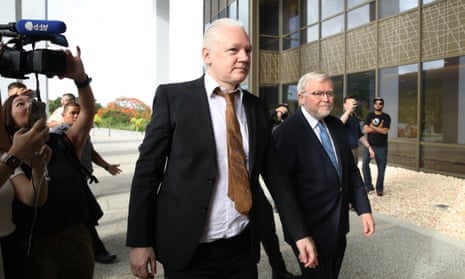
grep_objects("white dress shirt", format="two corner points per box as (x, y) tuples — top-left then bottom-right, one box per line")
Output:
(199, 73), (250, 243)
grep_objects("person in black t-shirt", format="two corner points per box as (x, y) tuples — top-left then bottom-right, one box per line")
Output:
(362, 97), (391, 196)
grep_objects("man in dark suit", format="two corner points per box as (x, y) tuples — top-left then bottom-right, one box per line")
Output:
(273, 72), (375, 279)
(126, 18), (318, 279)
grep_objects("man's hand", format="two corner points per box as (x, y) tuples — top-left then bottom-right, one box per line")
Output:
(349, 100), (358, 113)
(295, 236), (319, 268)
(106, 164), (122, 175)
(368, 146), (375, 159)
(130, 247), (157, 279)
(361, 213), (375, 236)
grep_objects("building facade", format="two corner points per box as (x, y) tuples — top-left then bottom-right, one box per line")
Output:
(204, 0), (465, 178)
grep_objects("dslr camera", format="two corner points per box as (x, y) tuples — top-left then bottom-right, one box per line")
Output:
(0, 19), (68, 79)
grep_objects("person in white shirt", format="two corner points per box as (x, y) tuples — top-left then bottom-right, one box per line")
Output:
(47, 93), (76, 128)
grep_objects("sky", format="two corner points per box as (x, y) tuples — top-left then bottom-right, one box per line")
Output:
(1, 0), (203, 108)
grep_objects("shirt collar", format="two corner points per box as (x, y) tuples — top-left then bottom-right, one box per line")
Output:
(300, 106), (320, 129)
(204, 73), (243, 101)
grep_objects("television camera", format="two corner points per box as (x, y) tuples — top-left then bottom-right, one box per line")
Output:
(0, 19), (68, 79)
(0, 19), (69, 129)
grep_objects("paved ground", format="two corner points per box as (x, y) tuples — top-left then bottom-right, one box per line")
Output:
(89, 129), (465, 279)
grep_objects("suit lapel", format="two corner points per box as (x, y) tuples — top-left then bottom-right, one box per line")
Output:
(296, 108), (320, 145)
(188, 77), (218, 158)
(242, 91), (256, 174)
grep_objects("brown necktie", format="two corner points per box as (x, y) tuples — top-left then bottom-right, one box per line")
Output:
(216, 88), (252, 215)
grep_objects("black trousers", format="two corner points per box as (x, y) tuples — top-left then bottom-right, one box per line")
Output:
(1, 231), (28, 279)
(86, 224), (108, 255)
(164, 227), (257, 279)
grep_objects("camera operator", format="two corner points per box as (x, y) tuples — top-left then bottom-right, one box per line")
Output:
(2, 45), (98, 279)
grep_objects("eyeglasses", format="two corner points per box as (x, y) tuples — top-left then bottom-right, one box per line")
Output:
(303, 91), (334, 99)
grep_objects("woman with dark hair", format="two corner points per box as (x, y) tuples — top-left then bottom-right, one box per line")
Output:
(0, 90), (51, 279)
(2, 46), (99, 279)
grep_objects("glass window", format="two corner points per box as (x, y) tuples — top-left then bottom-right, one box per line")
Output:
(422, 59), (444, 143)
(347, 3), (375, 30)
(302, 0), (319, 26)
(380, 0), (418, 18)
(330, 75), (344, 117)
(389, 142), (418, 168)
(422, 0), (437, 4)
(301, 24), (319, 43)
(321, 14), (344, 38)
(422, 57), (465, 144)
(283, 84), (299, 113)
(380, 64), (418, 140)
(260, 36), (280, 50)
(347, 70), (376, 122)
(260, 0), (279, 36)
(238, 0), (249, 33)
(401, 1), (419, 11)
(348, 0), (370, 9)
(283, 32), (300, 50)
(228, 1), (237, 19)
(321, 0), (344, 19)
(283, 0), (299, 34)
(422, 145), (465, 174)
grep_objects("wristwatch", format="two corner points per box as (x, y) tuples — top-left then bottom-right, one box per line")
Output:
(0, 152), (22, 169)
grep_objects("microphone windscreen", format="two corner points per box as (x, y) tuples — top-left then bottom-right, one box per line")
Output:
(15, 19), (67, 35)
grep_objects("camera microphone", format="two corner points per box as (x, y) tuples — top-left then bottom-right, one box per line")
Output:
(15, 19), (66, 35)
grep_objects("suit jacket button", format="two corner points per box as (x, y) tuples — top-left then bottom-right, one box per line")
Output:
(200, 206), (208, 212)
(339, 187), (343, 192)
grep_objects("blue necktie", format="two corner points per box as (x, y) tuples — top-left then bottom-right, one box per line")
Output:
(317, 121), (341, 177)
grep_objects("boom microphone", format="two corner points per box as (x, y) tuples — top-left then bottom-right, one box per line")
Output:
(15, 19), (66, 35)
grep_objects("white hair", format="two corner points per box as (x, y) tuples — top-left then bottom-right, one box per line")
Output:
(202, 18), (246, 50)
(297, 71), (332, 93)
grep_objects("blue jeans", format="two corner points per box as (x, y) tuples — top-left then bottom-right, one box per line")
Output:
(362, 145), (388, 193)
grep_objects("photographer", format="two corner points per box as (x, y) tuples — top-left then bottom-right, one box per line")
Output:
(339, 96), (374, 164)
(0, 89), (51, 279)
(2, 45), (98, 278)
(271, 103), (289, 130)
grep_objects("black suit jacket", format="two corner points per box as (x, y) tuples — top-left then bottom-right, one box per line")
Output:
(126, 76), (308, 270)
(273, 108), (371, 255)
